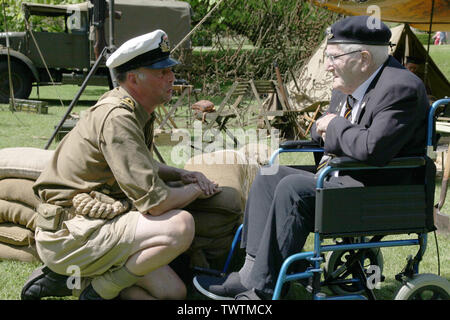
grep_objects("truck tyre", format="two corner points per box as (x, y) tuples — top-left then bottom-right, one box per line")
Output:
(0, 60), (33, 103)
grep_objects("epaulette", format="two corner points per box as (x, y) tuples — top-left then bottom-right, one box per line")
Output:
(119, 96), (136, 111)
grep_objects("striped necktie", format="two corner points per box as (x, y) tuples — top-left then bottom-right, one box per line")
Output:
(344, 95), (356, 120)
(316, 95), (356, 173)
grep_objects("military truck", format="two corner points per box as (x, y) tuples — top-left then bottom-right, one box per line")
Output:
(0, 0), (192, 102)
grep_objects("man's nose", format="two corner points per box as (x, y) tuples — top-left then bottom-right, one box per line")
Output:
(168, 70), (175, 83)
(325, 58), (334, 71)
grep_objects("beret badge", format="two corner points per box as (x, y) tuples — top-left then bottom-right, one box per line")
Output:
(325, 27), (334, 40)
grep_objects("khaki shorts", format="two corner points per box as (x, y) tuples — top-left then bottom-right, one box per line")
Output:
(35, 210), (140, 277)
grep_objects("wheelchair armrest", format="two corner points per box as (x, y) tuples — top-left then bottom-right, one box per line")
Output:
(280, 140), (322, 150)
(328, 156), (426, 169)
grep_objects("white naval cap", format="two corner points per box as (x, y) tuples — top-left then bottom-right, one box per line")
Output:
(106, 29), (180, 72)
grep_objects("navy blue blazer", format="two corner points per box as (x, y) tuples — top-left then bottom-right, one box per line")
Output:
(311, 56), (430, 186)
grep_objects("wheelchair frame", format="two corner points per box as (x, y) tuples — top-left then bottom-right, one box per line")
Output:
(217, 98), (450, 300)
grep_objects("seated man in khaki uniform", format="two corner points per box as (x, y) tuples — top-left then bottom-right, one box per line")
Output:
(21, 30), (220, 300)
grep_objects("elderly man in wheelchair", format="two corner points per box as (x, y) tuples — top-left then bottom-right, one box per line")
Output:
(193, 15), (450, 300)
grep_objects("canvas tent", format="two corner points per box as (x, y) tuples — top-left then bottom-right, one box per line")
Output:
(287, 23), (450, 111)
(312, 0), (450, 32)
(390, 23), (450, 100)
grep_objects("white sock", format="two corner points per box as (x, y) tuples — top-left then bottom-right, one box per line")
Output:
(238, 253), (255, 288)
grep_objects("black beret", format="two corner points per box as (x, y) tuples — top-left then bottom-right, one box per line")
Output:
(326, 15), (391, 46)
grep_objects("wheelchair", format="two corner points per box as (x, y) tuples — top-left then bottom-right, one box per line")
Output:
(193, 98), (450, 300)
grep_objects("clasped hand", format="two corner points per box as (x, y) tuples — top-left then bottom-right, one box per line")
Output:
(180, 171), (221, 199)
(315, 113), (337, 141)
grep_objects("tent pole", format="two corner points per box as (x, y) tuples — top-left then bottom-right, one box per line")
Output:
(424, 0), (435, 90)
(2, 0), (16, 112)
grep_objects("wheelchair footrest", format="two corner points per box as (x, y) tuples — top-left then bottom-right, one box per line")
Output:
(193, 266), (226, 277)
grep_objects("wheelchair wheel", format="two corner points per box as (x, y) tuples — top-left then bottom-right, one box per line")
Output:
(394, 274), (450, 300)
(324, 248), (384, 296)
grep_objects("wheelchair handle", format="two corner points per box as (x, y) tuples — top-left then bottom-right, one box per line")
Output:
(328, 156), (426, 168)
(316, 156), (426, 189)
(279, 140), (322, 149)
(428, 98), (450, 148)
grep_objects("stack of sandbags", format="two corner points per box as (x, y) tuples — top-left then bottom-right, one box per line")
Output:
(183, 146), (270, 269)
(237, 142), (273, 199)
(0, 145), (271, 268)
(0, 147), (54, 262)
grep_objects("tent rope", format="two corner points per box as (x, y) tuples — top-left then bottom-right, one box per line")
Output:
(24, 15), (66, 109)
(171, 0), (226, 54)
(1, 0), (26, 126)
(2, 0), (15, 112)
(423, 0), (435, 89)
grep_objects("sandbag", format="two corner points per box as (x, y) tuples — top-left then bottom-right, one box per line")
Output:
(238, 143), (273, 166)
(0, 178), (41, 209)
(237, 143), (273, 199)
(0, 147), (54, 180)
(191, 210), (241, 239)
(0, 199), (37, 230)
(188, 233), (235, 269)
(184, 150), (247, 215)
(0, 241), (40, 263)
(183, 150), (249, 268)
(0, 223), (34, 246)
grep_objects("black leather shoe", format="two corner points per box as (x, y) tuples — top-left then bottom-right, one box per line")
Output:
(193, 272), (247, 300)
(21, 265), (72, 300)
(235, 288), (274, 300)
(79, 284), (106, 300)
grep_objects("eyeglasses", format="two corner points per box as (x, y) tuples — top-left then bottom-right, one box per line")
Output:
(325, 50), (362, 64)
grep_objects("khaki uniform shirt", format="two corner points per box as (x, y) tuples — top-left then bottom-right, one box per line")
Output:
(33, 86), (169, 213)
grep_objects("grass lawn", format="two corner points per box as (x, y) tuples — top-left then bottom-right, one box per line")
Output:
(428, 44), (450, 80)
(0, 45), (449, 300)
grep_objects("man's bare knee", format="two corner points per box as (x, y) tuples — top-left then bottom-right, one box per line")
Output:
(171, 210), (195, 253)
(131, 209), (195, 260)
(155, 281), (187, 300)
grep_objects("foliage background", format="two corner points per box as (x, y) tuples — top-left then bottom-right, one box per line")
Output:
(0, 0), (448, 301)
(0, 0), (78, 32)
(0, 0), (339, 93)
(176, 0), (339, 92)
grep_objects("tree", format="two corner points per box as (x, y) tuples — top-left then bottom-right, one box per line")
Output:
(187, 0), (337, 47)
(0, 0), (84, 32)
(183, 0), (339, 82)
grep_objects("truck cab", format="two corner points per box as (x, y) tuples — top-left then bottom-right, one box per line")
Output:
(0, 0), (192, 102)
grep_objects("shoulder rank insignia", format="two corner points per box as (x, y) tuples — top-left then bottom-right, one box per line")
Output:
(120, 97), (135, 111)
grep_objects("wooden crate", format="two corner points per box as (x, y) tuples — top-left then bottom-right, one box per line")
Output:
(9, 99), (48, 114)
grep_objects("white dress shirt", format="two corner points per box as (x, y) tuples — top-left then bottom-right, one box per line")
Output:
(340, 64), (383, 123)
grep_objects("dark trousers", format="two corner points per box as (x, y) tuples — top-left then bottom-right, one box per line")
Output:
(241, 165), (362, 294)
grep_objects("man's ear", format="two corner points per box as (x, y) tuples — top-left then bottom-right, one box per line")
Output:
(360, 51), (372, 72)
(127, 72), (139, 86)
